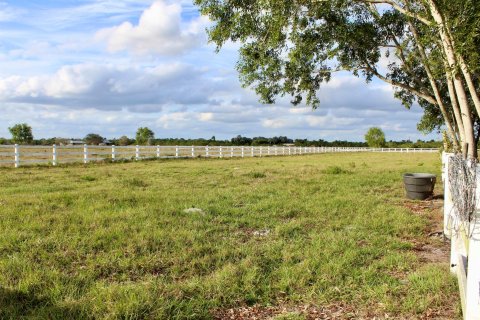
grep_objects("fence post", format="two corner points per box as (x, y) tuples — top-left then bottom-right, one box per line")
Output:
(267, 146), (270, 156)
(112, 145), (116, 161)
(192, 146), (195, 158)
(260, 147), (263, 157)
(231, 146), (234, 157)
(220, 146), (223, 158)
(465, 167), (480, 319)
(14, 144), (20, 168)
(136, 145), (140, 160)
(175, 146), (179, 158)
(156, 145), (160, 158)
(443, 153), (453, 238)
(83, 144), (88, 164)
(251, 147), (254, 157)
(52, 144), (57, 166)
(206, 146), (209, 158)
(241, 146), (244, 158)
(275, 146), (278, 156)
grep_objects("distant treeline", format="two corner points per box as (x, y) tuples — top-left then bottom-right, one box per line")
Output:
(0, 135), (442, 148)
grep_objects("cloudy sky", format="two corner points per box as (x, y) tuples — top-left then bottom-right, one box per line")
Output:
(0, 0), (438, 141)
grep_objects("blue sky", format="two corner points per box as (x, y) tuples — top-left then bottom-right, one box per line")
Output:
(0, 0), (438, 141)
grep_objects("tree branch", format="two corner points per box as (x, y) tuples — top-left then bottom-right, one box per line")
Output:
(360, 0), (432, 25)
(364, 63), (437, 105)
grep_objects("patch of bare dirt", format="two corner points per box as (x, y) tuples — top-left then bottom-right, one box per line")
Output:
(211, 302), (361, 320)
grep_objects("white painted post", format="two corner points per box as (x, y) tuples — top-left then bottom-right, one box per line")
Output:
(136, 145), (140, 160)
(283, 147), (285, 155)
(241, 146), (244, 158)
(260, 147), (263, 157)
(251, 147), (254, 157)
(52, 144), (57, 166)
(206, 146), (209, 158)
(288, 147), (291, 155)
(231, 146), (234, 157)
(175, 146), (179, 158)
(275, 146), (278, 156)
(443, 152), (454, 238)
(156, 145), (160, 158)
(219, 146), (223, 158)
(192, 146), (195, 158)
(464, 167), (480, 319)
(112, 145), (116, 161)
(83, 144), (88, 164)
(14, 144), (20, 168)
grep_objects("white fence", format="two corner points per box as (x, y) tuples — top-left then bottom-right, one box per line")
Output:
(0, 144), (438, 168)
(442, 152), (480, 320)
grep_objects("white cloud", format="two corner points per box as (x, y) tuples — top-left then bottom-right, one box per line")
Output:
(95, 1), (208, 55)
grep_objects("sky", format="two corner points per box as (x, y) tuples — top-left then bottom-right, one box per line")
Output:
(0, 0), (439, 141)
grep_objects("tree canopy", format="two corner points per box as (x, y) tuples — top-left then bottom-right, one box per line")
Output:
(136, 127), (155, 145)
(365, 127), (386, 148)
(9, 123), (33, 144)
(84, 133), (104, 145)
(195, 0), (480, 157)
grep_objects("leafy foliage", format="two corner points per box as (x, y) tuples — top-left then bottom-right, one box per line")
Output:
(136, 127), (155, 145)
(365, 127), (386, 148)
(84, 133), (104, 145)
(9, 123), (33, 144)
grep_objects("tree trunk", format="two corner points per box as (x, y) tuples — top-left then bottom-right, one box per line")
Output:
(408, 22), (460, 150)
(427, 0), (477, 158)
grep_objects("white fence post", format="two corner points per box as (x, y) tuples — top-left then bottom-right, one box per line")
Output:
(175, 146), (179, 158)
(83, 144), (88, 164)
(52, 144), (57, 166)
(251, 147), (254, 157)
(260, 147), (263, 157)
(112, 145), (116, 161)
(220, 146), (223, 158)
(206, 146), (209, 158)
(136, 145), (140, 160)
(231, 146), (234, 157)
(442, 152), (453, 238)
(156, 145), (160, 158)
(241, 146), (244, 158)
(268, 146), (270, 156)
(14, 144), (20, 168)
(192, 146), (195, 158)
(465, 167), (480, 319)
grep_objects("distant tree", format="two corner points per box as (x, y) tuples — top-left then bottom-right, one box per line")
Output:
(231, 135), (252, 145)
(136, 127), (155, 145)
(84, 133), (104, 145)
(365, 127), (386, 148)
(9, 123), (33, 144)
(117, 135), (132, 146)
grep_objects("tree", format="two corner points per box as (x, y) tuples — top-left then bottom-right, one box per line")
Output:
(136, 127), (155, 145)
(117, 135), (132, 146)
(194, 0), (480, 158)
(9, 123), (33, 144)
(365, 127), (386, 148)
(84, 133), (104, 145)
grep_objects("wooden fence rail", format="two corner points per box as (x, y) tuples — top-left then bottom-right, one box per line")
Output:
(0, 144), (439, 168)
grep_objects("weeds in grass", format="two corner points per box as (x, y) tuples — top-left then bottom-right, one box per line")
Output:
(245, 171), (267, 178)
(81, 175), (96, 182)
(0, 153), (458, 319)
(321, 166), (351, 174)
(121, 177), (148, 188)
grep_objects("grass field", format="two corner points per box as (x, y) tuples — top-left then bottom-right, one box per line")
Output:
(0, 153), (459, 319)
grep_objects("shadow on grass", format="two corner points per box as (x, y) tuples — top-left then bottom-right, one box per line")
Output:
(0, 287), (86, 320)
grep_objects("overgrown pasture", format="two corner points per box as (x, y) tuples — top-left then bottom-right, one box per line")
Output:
(0, 153), (459, 319)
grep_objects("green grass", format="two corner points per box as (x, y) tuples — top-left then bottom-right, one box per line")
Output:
(0, 153), (459, 319)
